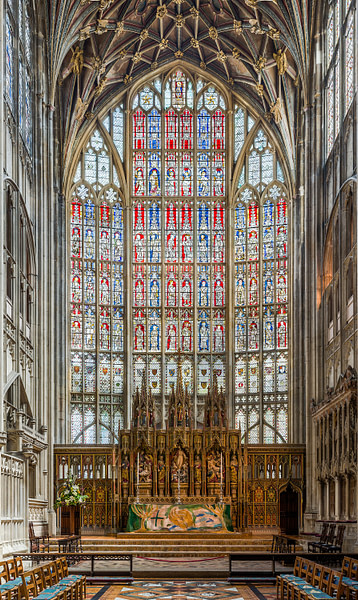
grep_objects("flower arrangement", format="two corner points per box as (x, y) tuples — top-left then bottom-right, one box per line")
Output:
(54, 475), (88, 509)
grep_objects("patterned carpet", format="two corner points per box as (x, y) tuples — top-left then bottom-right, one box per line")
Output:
(86, 582), (277, 600)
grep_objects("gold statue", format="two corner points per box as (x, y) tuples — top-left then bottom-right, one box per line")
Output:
(70, 46), (83, 76)
(75, 97), (88, 122)
(270, 97), (283, 123)
(273, 49), (287, 76)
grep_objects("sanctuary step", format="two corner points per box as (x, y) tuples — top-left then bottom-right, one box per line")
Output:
(49, 533), (295, 557)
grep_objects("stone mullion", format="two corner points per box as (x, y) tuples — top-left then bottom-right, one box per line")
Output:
(125, 100), (132, 429)
(192, 103), (197, 425)
(160, 194), (165, 428)
(124, 203), (132, 428)
(226, 107), (234, 427)
(0, 0), (6, 456)
(95, 194), (100, 443)
(161, 104), (165, 429)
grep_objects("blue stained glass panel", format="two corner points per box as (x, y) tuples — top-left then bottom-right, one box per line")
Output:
(148, 109), (161, 149)
(148, 153), (161, 196)
(198, 310), (210, 351)
(198, 154), (210, 196)
(149, 266), (161, 307)
(198, 109), (210, 149)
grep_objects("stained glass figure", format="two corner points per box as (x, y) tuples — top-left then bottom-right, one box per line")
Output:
(198, 312), (210, 351)
(171, 71), (186, 109)
(148, 153), (161, 196)
(133, 153), (146, 195)
(149, 310), (161, 351)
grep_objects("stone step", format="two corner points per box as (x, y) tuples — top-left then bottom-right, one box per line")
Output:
(59, 534), (273, 541)
(65, 544), (270, 551)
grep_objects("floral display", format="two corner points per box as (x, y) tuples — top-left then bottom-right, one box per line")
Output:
(54, 475), (88, 508)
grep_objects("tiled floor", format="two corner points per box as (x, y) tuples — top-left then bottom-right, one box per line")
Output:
(85, 582), (277, 600)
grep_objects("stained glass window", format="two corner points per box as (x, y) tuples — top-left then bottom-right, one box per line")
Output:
(326, 74), (334, 155)
(69, 70), (291, 442)
(5, 12), (14, 108)
(234, 126), (288, 443)
(18, 0), (33, 152)
(70, 129), (124, 442)
(345, 16), (354, 111)
(132, 72), (226, 422)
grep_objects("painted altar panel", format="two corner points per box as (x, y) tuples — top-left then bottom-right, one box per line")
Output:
(127, 503), (233, 532)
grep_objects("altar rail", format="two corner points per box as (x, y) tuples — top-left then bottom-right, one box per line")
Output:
(13, 551), (133, 578)
(228, 553), (358, 580)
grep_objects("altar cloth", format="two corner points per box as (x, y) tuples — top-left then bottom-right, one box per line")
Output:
(126, 503), (233, 532)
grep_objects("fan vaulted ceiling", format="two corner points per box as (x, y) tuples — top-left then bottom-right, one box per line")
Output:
(47, 0), (315, 165)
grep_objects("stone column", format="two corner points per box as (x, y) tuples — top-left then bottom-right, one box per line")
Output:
(344, 475), (350, 519)
(334, 476), (340, 520)
(325, 480), (330, 519)
(317, 481), (323, 520)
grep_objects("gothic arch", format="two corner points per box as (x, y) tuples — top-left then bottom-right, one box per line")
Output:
(67, 64), (292, 444)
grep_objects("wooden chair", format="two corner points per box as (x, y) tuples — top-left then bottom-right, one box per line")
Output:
(0, 563), (10, 585)
(288, 563), (324, 600)
(20, 570), (38, 600)
(53, 560), (85, 600)
(308, 523), (329, 552)
(29, 523), (50, 554)
(326, 525), (345, 552)
(277, 557), (303, 599)
(342, 557), (352, 577)
(1, 589), (11, 600)
(349, 558), (358, 582)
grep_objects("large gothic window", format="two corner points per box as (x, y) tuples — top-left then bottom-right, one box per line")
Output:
(325, 0), (356, 156)
(5, 0), (33, 152)
(69, 68), (289, 444)
(70, 124), (124, 444)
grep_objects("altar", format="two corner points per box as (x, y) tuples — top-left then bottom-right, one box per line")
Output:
(126, 502), (233, 532)
(115, 369), (245, 530)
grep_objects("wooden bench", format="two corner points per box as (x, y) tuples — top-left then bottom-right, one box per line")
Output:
(29, 522), (50, 553)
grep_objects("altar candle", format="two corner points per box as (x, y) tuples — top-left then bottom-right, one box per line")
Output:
(220, 453), (223, 487)
(137, 453), (139, 486)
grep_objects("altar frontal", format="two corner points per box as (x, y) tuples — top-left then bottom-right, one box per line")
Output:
(127, 503), (233, 532)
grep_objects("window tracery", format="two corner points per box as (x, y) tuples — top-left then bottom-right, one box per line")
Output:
(69, 68), (289, 443)
(70, 125), (124, 443)
(5, 0), (33, 153)
(325, 0), (356, 155)
(234, 128), (288, 443)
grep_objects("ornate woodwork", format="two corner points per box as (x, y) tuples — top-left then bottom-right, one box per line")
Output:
(55, 366), (305, 532)
(312, 366), (357, 481)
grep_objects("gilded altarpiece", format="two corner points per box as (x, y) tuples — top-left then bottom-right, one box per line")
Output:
(55, 373), (305, 532)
